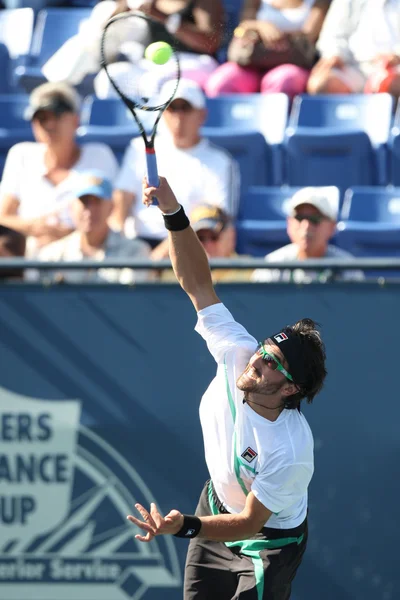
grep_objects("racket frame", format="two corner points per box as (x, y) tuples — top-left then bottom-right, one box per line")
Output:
(100, 11), (181, 199)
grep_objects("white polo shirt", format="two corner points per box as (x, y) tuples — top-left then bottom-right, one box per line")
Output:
(0, 142), (119, 226)
(115, 135), (240, 240)
(252, 244), (365, 283)
(195, 303), (314, 529)
(34, 229), (151, 284)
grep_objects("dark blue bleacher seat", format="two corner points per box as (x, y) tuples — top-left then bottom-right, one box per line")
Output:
(0, 94), (33, 177)
(236, 186), (301, 256)
(337, 186), (400, 257)
(78, 97), (140, 163)
(3, 0), (64, 10)
(205, 93), (289, 185)
(203, 94), (289, 191)
(203, 130), (269, 193)
(0, 43), (13, 94)
(389, 102), (400, 185)
(390, 133), (400, 186)
(14, 8), (92, 93)
(284, 94), (393, 194)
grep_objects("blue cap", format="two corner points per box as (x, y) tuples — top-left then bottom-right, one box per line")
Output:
(75, 174), (113, 201)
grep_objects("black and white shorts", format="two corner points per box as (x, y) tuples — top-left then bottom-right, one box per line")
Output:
(184, 480), (308, 600)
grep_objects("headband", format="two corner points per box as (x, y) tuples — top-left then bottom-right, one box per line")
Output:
(270, 330), (307, 387)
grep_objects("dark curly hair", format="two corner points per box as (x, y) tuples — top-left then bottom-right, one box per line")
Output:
(281, 318), (327, 410)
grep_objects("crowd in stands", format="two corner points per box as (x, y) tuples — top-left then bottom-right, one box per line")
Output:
(0, 0), (400, 283)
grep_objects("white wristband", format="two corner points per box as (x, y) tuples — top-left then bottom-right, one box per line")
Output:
(162, 204), (182, 216)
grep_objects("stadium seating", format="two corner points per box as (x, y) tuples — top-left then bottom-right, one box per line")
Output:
(289, 93), (393, 141)
(0, 43), (12, 94)
(14, 8), (92, 93)
(389, 101), (400, 185)
(78, 97), (140, 162)
(3, 0), (63, 10)
(0, 94), (33, 176)
(205, 93), (289, 184)
(389, 133), (400, 186)
(235, 186), (300, 256)
(284, 94), (394, 192)
(203, 130), (270, 192)
(337, 186), (400, 257)
(205, 94), (288, 141)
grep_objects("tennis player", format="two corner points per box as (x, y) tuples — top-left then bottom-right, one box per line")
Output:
(127, 177), (328, 600)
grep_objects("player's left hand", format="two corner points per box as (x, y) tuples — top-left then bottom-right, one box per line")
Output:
(142, 176), (180, 213)
(127, 503), (184, 542)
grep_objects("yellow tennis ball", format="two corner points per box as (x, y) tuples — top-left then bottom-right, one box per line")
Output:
(145, 42), (173, 65)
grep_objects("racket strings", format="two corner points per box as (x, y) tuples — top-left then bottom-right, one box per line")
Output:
(101, 12), (180, 111)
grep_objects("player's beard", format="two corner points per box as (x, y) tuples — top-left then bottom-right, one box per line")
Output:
(236, 363), (286, 396)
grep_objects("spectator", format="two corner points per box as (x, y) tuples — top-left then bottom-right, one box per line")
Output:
(0, 82), (118, 257)
(252, 187), (364, 283)
(114, 78), (240, 249)
(42, 0), (224, 95)
(155, 204), (252, 282)
(307, 0), (400, 96)
(191, 204), (253, 282)
(205, 0), (330, 99)
(36, 173), (152, 284)
(0, 225), (26, 281)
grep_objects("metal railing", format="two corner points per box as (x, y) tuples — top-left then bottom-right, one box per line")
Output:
(0, 257), (400, 271)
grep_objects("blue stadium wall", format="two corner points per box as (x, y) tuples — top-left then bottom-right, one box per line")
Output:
(0, 283), (398, 600)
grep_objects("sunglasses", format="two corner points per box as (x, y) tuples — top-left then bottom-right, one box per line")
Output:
(33, 111), (65, 124)
(294, 214), (326, 225)
(166, 102), (194, 113)
(257, 342), (293, 381)
(197, 231), (220, 243)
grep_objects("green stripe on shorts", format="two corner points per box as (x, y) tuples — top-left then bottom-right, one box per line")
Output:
(207, 481), (304, 600)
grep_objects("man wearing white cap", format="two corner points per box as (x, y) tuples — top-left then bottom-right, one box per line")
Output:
(252, 187), (363, 283)
(113, 78), (240, 248)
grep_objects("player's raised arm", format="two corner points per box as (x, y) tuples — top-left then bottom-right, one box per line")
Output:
(143, 177), (220, 311)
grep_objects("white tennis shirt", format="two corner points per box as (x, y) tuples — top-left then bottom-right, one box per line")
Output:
(195, 303), (314, 529)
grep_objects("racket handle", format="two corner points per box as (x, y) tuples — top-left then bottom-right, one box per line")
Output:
(146, 149), (159, 206)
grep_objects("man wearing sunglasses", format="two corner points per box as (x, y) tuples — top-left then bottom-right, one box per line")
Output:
(191, 204), (253, 282)
(155, 204), (253, 282)
(252, 186), (364, 283)
(127, 176), (328, 600)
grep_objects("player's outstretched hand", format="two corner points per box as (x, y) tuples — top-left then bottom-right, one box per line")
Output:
(127, 502), (184, 542)
(142, 176), (180, 214)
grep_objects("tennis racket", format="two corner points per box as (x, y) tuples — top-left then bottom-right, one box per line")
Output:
(100, 11), (181, 204)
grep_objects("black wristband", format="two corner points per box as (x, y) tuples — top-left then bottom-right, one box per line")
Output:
(173, 515), (202, 539)
(163, 206), (190, 232)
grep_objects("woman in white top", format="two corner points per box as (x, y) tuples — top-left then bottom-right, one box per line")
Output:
(205, 0), (330, 98)
(307, 0), (400, 95)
